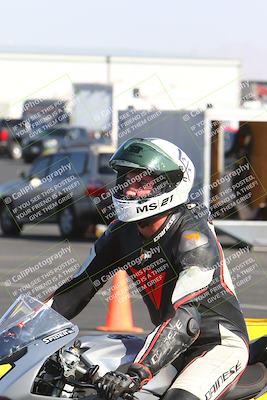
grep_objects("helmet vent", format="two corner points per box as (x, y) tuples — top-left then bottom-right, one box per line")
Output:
(127, 145), (142, 154)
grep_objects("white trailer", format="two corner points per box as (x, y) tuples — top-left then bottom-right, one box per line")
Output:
(0, 53), (242, 144)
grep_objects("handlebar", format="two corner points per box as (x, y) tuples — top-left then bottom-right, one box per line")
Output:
(65, 370), (138, 400)
(65, 381), (137, 399)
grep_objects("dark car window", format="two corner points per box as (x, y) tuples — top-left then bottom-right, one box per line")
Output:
(98, 153), (114, 174)
(48, 153), (72, 176)
(29, 156), (50, 178)
(3, 119), (23, 128)
(49, 152), (87, 176)
(30, 127), (66, 142)
(67, 128), (87, 141)
(0, 119), (23, 128)
(68, 152), (87, 174)
(51, 128), (68, 138)
(40, 128), (67, 140)
(41, 128), (87, 144)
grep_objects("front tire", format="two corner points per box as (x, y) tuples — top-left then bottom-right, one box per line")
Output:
(0, 206), (23, 236)
(58, 206), (86, 238)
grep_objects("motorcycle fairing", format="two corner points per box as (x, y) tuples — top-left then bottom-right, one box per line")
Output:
(256, 385), (267, 399)
(0, 363), (14, 380)
(80, 334), (178, 397)
(0, 327), (79, 399)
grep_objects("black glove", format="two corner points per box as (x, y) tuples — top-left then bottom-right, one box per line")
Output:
(97, 370), (140, 400)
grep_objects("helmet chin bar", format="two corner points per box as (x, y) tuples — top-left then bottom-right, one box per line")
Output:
(112, 183), (189, 223)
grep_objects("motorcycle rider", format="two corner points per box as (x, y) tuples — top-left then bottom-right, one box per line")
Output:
(51, 137), (249, 400)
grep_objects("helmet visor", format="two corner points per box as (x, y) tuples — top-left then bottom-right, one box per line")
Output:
(113, 168), (183, 202)
(109, 138), (180, 173)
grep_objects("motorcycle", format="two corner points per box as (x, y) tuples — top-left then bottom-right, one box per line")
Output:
(0, 295), (266, 400)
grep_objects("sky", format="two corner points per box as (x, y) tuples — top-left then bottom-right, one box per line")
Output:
(0, 0), (266, 80)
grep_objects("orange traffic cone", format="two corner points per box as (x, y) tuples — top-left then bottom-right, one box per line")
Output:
(97, 270), (143, 333)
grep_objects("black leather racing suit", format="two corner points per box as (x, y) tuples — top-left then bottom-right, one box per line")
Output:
(51, 203), (249, 399)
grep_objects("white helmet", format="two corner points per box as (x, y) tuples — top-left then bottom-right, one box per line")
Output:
(109, 137), (195, 222)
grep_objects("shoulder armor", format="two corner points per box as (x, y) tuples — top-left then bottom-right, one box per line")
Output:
(179, 230), (209, 252)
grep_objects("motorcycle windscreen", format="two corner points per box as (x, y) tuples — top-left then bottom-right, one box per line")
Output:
(0, 295), (73, 362)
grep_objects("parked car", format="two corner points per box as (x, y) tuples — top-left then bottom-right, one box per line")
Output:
(22, 125), (91, 163)
(0, 119), (25, 159)
(0, 145), (117, 238)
